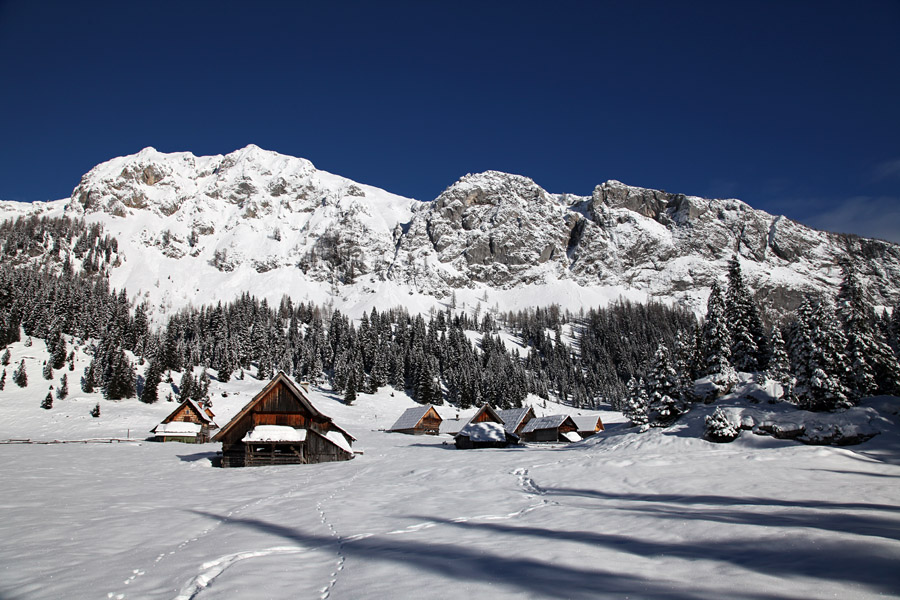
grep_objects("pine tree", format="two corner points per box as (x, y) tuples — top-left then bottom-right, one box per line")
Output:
(700, 283), (734, 382)
(725, 256), (760, 372)
(766, 327), (792, 400)
(82, 362), (95, 393)
(42, 391), (53, 410)
(12, 359), (27, 387)
(622, 377), (649, 427)
(90, 402), (100, 417)
(0, 369), (5, 390)
(344, 370), (357, 404)
(57, 373), (68, 400)
(1, 348), (9, 365)
(42, 360), (54, 381)
(104, 349), (136, 400)
(789, 297), (850, 410)
(646, 344), (683, 425)
(140, 360), (161, 404)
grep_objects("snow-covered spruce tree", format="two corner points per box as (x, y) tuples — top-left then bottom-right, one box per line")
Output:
(1, 347), (10, 365)
(0, 369), (5, 390)
(699, 283), (736, 391)
(789, 297), (850, 410)
(725, 256), (768, 372)
(90, 403), (100, 418)
(12, 359), (27, 387)
(42, 360), (53, 381)
(646, 343), (683, 425)
(622, 377), (650, 427)
(836, 263), (900, 399)
(705, 407), (740, 442)
(104, 349), (136, 400)
(766, 327), (792, 401)
(42, 391), (53, 410)
(344, 370), (357, 404)
(140, 359), (161, 404)
(57, 373), (68, 400)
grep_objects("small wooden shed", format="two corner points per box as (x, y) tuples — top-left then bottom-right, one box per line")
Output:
(521, 414), (580, 443)
(572, 415), (605, 438)
(454, 421), (519, 449)
(497, 406), (536, 436)
(212, 372), (355, 467)
(151, 398), (217, 443)
(388, 404), (443, 435)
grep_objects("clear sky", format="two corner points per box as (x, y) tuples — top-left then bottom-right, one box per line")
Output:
(1, 0), (899, 241)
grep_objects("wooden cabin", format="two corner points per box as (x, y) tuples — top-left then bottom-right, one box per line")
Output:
(572, 415), (605, 438)
(466, 404), (504, 426)
(212, 372), (355, 467)
(388, 404), (443, 435)
(520, 414), (581, 443)
(439, 417), (466, 436)
(496, 406), (536, 436)
(151, 398), (217, 443)
(454, 421), (519, 449)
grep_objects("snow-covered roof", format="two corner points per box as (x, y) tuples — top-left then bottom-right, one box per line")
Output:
(153, 422), (201, 436)
(388, 405), (437, 431)
(457, 421), (507, 443)
(161, 398), (214, 425)
(497, 407), (533, 433)
(439, 418), (466, 435)
(242, 425), (307, 443)
(324, 430), (353, 454)
(571, 415), (602, 432)
(522, 414), (572, 433)
(562, 431), (583, 443)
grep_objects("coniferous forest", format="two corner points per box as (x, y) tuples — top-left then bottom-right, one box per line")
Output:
(2, 215), (899, 427)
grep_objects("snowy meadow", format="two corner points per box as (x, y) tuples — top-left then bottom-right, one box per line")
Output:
(1, 358), (899, 600)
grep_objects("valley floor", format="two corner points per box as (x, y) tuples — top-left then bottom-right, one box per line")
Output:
(1, 383), (899, 600)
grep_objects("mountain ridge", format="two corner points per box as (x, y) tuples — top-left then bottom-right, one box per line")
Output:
(2, 145), (898, 320)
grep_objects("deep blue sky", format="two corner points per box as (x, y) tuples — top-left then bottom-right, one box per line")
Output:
(2, 1), (899, 241)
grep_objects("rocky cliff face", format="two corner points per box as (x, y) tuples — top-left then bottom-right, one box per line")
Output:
(4, 145), (898, 318)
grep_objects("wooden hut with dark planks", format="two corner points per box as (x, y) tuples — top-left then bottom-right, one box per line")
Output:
(454, 404), (519, 449)
(572, 415), (605, 438)
(212, 372), (355, 467)
(388, 404), (443, 435)
(151, 398), (217, 443)
(496, 406), (536, 436)
(520, 414), (581, 443)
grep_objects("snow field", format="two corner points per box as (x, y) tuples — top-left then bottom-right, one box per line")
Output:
(1, 364), (899, 599)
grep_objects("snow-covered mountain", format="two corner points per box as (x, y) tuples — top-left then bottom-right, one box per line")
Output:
(3, 145), (899, 319)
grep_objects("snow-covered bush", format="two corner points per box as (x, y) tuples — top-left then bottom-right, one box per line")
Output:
(705, 407), (740, 442)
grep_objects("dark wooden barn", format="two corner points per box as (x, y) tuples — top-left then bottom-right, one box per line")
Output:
(151, 398), (217, 443)
(388, 404), (443, 435)
(212, 372), (355, 467)
(520, 414), (580, 443)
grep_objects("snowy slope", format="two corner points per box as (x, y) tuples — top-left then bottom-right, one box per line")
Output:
(0, 346), (898, 600)
(2, 145), (899, 322)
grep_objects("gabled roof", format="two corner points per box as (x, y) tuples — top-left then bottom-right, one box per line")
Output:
(496, 407), (535, 434)
(439, 418), (467, 435)
(160, 398), (215, 425)
(212, 371), (331, 443)
(466, 404), (504, 425)
(388, 404), (441, 431)
(572, 415), (604, 432)
(521, 414), (577, 434)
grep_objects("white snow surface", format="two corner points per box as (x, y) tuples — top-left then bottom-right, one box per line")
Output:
(153, 422), (201, 435)
(1, 335), (899, 599)
(242, 425), (307, 443)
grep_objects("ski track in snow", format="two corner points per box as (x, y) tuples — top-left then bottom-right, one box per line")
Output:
(108, 469), (323, 600)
